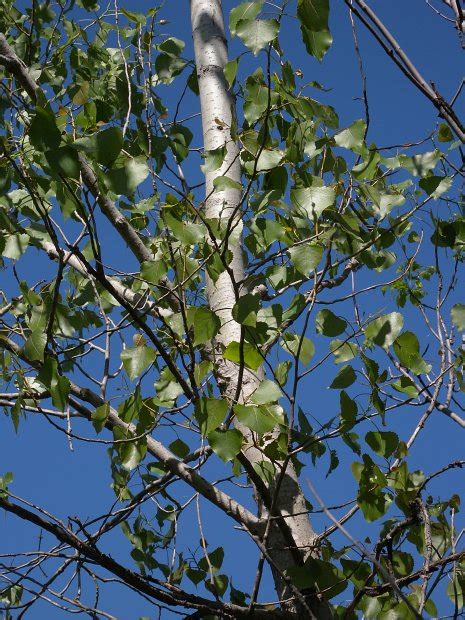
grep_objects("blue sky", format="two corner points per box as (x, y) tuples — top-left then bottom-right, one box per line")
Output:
(1, 0), (464, 618)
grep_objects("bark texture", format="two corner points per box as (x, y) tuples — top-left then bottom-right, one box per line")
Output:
(190, 2), (329, 615)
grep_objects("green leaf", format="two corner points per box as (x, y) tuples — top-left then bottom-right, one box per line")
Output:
(168, 125), (193, 161)
(297, 0), (332, 61)
(243, 148), (283, 174)
(213, 176), (242, 192)
(391, 376), (419, 398)
(390, 551), (414, 578)
(169, 438), (190, 458)
(234, 404), (278, 435)
(399, 150), (441, 177)
(208, 429), (243, 462)
(341, 558), (372, 589)
(201, 145), (226, 173)
(419, 175), (452, 199)
(158, 37), (185, 57)
(140, 260), (168, 285)
(187, 306), (221, 345)
(121, 345), (156, 380)
(23, 330), (47, 362)
(250, 379), (283, 404)
(0, 471), (13, 493)
(281, 333), (315, 365)
(198, 546), (224, 572)
(315, 309), (347, 337)
(195, 398), (228, 436)
(330, 365), (356, 389)
(288, 243), (322, 274)
(365, 431), (399, 458)
(358, 489), (392, 522)
(340, 390), (357, 429)
(2, 233), (29, 260)
(438, 123), (453, 142)
(291, 183), (335, 218)
(224, 58), (239, 88)
(187, 569), (206, 587)
(45, 146), (81, 179)
(29, 107), (61, 151)
(155, 54), (188, 85)
(106, 158), (149, 196)
(451, 304), (465, 331)
(243, 75), (279, 124)
(223, 341), (262, 370)
(92, 403), (110, 433)
(352, 150), (381, 180)
(37, 356), (70, 411)
(119, 437), (147, 471)
(334, 119), (367, 154)
(393, 331), (431, 374)
(446, 571), (465, 608)
(72, 127), (123, 166)
(232, 294), (260, 327)
(287, 559), (346, 599)
(205, 574), (229, 597)
(353, 456), (392, 521)
(365, 312), (404, 350)
(230, 2), (262, 35)
(154, 367), (183, 406)
(301, 28), (333, 62)
(164, 212), (204, 245)
(235, 19), (279, 55)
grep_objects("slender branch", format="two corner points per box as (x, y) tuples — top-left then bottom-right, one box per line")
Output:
(345, 0), (465, 141)
(0, 335), (264, 537)
(0, 495), (281, 619)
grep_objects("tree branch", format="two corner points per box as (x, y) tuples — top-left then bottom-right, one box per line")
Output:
(0, 495), (281, 618)
(0, 335), (264, 539)
(345, 0), (464, 141)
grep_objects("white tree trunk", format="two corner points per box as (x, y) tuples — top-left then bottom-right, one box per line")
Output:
(190, 2), (328, 614)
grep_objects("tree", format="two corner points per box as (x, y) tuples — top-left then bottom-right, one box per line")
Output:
(0, 0), (463, 617)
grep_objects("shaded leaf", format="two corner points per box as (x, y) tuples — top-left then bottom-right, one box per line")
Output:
(223, 341), (262, 370)
(121, 345), (156, 380)
(72, 127), (123, 166)
(106, 158), (149, 196)
(235, 19), (279, 55)
(187, 306), (221, 345)
(419, 175), (452, 199)
(37, 356), (70, 411)
(234, 404), (278, 435)
(451, 304), (465, 331)
(282, 333), (315, 365)
(297, 0), (332, 61)
(365, 312), (404, 350)
(365, 431), (399, 458)
(208, 429), (243, 462)
(330, 365), (356, 389)
(195, 398), (228, 436)
(29, 107), (61, 151)
(291, 183), (335, 218)
(92, 403), (110, 433)
(250, 379), (283, 404)
(288, 243), (322, 274)
(316, 309), (347, 337)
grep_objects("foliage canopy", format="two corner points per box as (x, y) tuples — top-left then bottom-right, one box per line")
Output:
(0, 0), (464, 617)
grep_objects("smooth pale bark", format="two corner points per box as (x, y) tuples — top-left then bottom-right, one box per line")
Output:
(190, 1), (328, 614)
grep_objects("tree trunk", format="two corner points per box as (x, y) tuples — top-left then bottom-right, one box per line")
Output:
(189, 2), (329, 615)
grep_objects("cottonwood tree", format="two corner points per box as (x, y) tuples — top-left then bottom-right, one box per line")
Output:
(0, 0), (464, 617)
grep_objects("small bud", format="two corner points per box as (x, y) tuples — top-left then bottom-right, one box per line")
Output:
(133, 333), (146, 347)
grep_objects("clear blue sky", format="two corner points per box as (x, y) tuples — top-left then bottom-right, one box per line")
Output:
(1, 1), (464, 618)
